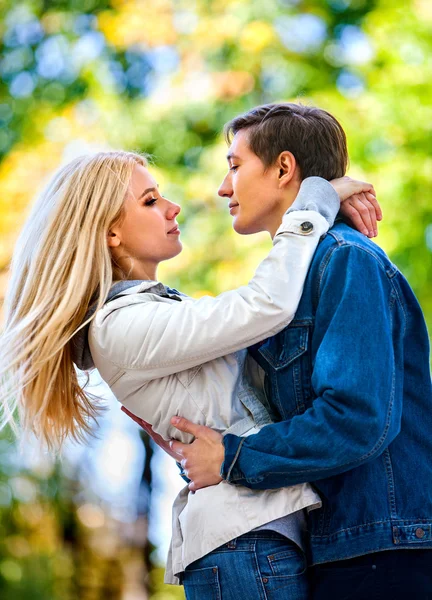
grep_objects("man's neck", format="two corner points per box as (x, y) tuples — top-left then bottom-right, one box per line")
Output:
(267, 185), (301, 238)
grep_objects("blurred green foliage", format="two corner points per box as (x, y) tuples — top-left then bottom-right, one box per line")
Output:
(0, 0), (431, 597)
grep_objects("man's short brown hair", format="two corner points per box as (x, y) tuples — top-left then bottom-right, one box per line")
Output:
(224, 103), (348, 181)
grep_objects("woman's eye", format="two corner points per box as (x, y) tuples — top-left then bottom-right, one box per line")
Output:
(145, 198), (157, 206)
(229, 165), (239, 172)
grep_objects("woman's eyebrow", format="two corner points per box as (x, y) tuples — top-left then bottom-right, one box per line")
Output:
(138, 186), (158, 199)
(226, 152), (241, 162)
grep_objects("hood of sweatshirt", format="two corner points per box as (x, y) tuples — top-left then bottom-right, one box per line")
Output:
(70, 280), (182, 371)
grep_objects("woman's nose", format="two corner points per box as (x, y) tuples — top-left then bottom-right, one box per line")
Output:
(167, 200), (181, 219)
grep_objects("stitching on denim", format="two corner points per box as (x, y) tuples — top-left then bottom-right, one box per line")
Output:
(316, 245), (339, 301)
(311, 519), (391, 538)
(226, 437), (247, 482)
(269, 250), (399, 478)
(390, 276), (407, 330)
(311, 518), (432, 540)
(251, 542), (268, 600)
(383, 448), (397, 519)
(266, 356), (396, 476)
(317, 240), (398, 302)
(312, 543), (432, 567)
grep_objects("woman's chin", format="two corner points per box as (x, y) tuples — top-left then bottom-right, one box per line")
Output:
(168, 240), (183, 258)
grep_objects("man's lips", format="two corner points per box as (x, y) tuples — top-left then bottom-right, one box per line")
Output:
(167, 224), (180, 234)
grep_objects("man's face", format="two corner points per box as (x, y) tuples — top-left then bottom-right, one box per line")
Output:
(218, 130), (284, 236)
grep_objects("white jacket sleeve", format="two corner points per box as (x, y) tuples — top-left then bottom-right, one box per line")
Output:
(92, 208), (330, 380)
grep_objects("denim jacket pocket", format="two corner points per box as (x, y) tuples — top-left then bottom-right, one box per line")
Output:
(259, 324), (312, 419)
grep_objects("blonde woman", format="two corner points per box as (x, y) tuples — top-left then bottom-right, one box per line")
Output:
(1, 151), (378, 599)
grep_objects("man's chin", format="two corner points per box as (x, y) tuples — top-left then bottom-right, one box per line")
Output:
(233, 217), (263, 235)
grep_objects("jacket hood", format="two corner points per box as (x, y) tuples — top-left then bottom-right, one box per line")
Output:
(71, 280), (181, 371)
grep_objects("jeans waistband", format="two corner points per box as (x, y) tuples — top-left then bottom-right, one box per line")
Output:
(225, 530), (290, 549)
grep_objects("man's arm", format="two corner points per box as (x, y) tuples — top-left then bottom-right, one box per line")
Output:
(171, 243), (404, 491)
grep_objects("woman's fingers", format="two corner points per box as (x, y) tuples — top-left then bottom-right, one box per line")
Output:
(330, 176), (376, 202)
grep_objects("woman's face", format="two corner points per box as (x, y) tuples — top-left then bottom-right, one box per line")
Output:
(108, 164), (182, 279)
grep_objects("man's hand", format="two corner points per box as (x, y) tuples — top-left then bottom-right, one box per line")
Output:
(330, 176), (382, 238)
(169, 416), (224, 492)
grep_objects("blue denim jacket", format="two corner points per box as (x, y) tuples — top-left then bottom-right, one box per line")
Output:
(222, 222), (432, 564)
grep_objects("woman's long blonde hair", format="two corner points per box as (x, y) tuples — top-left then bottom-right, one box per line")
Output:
(0, 150), (147, 450)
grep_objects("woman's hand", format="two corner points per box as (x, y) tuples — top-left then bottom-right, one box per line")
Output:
(330, 176), (383, 238)
(121, 406), (182, 461)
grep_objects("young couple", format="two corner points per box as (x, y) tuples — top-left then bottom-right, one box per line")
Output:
(1, 103), (431, 600)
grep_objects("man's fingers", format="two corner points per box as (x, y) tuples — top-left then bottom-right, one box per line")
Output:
(171, 416), (203, 437)
(349, 196), (374, 236)
(365, 191), (383, 221)
(171, 416), (221, 441)
(360, 192), (378, 235)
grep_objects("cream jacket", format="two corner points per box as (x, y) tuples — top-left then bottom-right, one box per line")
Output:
(74, 186), (337, 582)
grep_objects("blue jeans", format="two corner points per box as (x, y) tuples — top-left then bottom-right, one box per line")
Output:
(183, 531), (309, 600)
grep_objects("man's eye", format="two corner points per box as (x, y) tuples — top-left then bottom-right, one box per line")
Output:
(145, 198), (157, 206)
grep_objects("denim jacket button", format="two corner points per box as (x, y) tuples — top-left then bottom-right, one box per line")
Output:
(415, 527), (425, 539)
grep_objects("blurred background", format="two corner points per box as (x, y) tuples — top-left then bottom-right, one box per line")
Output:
(0, 0), (431, 597)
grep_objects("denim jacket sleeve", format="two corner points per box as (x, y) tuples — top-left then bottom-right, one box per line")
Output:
(222, 243), (405, 489)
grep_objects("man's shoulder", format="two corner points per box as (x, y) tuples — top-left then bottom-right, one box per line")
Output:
(313, 221), (398, 277)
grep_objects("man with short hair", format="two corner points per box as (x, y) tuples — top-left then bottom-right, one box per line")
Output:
(170, 103), (432, 598)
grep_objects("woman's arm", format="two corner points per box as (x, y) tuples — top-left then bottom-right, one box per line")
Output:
(91, 178), (368, 380)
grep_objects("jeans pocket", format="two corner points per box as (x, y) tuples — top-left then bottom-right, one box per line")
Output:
(257, 542), (309, 600)
(183, 566), (221, 600)
(267, 546), (307, 577)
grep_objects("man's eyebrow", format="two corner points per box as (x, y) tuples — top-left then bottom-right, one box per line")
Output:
(138, 186), (158, 199)
(226, 152), (241, 161)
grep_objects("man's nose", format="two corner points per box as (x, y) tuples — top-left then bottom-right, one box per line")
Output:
(218, 174), (233, 198)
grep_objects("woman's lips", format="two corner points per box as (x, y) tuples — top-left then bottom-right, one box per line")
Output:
(167, 225), (180, 235)
(229, 203), (239, 215)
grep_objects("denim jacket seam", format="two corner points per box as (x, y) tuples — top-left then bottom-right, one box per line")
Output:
(312, 518), (432, 540)
(316, 244), (340, 302)
(390, 275), (408, 330)
(311, 518), (392, 538)
(273, 245), (400, 479)
(317, 242), (396, 300)
(225, 437), (247, 482)
(261, 366), (396, 478)
(383, 448), (398, 519)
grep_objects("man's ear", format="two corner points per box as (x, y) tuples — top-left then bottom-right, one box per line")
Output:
(277, 151), (298, 188)
(107, 230), (121, 248)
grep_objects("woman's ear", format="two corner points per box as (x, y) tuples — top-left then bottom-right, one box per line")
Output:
(107, 230), (121, 248)
(277, 151), (298, 188)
